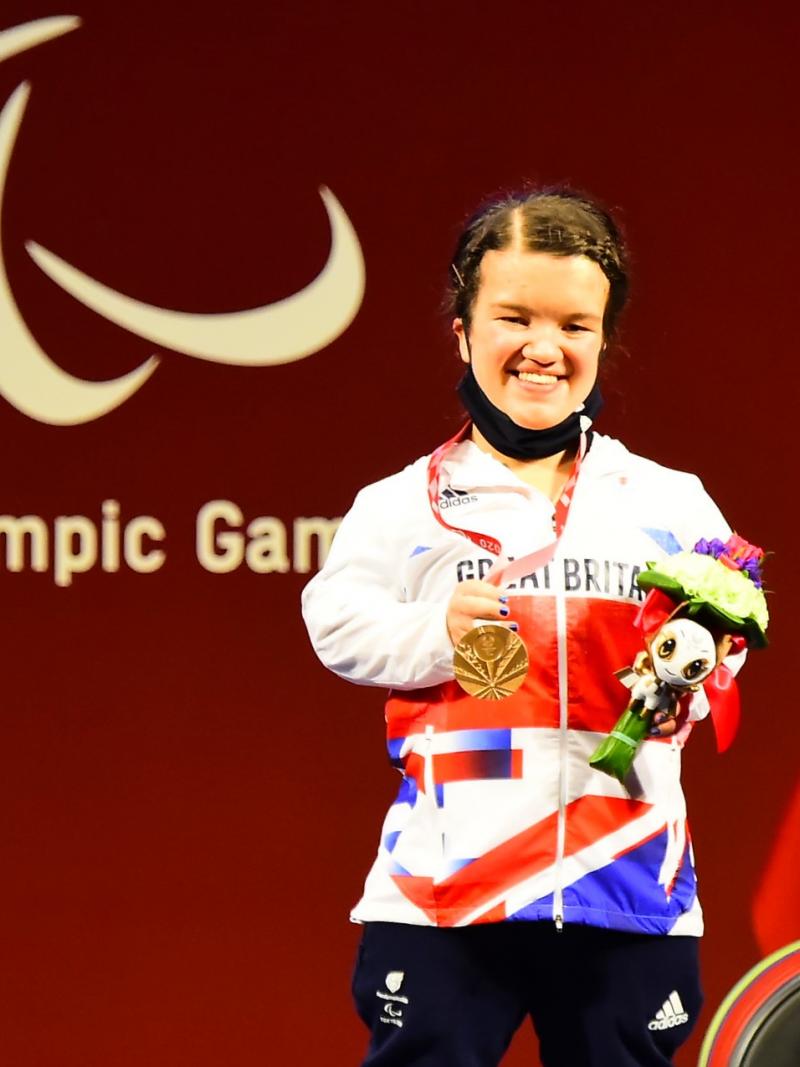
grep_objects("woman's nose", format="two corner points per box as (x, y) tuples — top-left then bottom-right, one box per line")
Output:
(522, 330), (561, 363)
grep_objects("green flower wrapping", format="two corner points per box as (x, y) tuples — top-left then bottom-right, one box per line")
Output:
(637, 546), (768, 648)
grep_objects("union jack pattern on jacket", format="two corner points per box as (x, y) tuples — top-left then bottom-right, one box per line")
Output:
(302, 434), (743, 935)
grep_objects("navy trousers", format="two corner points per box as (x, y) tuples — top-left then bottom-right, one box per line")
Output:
(352, 921), (702, 1067)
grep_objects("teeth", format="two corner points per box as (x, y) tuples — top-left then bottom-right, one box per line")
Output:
(517, 371), (560, 384)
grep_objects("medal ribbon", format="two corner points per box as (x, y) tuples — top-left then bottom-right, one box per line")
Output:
(426, 421), (586, 588)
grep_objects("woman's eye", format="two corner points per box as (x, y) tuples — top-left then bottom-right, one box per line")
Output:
(500, 316), (526, 325)
(563, 323), (589, 333)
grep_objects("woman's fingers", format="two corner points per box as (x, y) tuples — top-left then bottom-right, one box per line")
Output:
(456, 595), (509, 619)
(650, 711), (678, 737)
(446, 580), (513, 645)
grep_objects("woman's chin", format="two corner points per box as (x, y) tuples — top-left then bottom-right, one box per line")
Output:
(501, 382), (576, 431)
(506, 405), (570, 432)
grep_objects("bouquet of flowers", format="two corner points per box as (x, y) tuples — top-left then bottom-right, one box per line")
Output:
(588, 535), (769, 783)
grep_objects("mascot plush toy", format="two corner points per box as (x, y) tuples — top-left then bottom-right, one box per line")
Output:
(589, 535), (769, 783)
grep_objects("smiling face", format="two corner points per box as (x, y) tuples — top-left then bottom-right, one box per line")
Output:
(453, 248), (609, 430)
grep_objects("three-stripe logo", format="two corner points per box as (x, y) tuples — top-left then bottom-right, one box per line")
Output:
(648, 990), (689, 1030)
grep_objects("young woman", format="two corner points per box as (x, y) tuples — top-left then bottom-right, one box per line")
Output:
(302, 190), (740, 1066)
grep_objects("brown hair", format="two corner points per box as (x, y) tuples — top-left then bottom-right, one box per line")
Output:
(448, 188), (629, 339)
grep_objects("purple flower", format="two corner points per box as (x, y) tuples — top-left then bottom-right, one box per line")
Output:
(694, 538), (725, 558)
(739, 558), (764, 589)
(694, 535), (765, 588)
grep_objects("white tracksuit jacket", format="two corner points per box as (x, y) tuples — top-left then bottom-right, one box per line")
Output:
(302, 433), (741, 935)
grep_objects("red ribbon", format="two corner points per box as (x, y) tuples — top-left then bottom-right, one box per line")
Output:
(426, 421), (586, 586)
(704, 661), (741, 753)
(633, 588), (745, 753)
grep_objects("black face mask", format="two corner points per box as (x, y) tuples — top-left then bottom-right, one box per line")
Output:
(457, 363), (603, 460)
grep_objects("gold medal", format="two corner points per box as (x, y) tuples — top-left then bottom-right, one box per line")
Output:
(453, 623), (529, 700)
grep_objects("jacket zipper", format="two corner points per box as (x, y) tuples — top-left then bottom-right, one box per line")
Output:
(553, 590), (569, 931)
(423, 724), (435, 797)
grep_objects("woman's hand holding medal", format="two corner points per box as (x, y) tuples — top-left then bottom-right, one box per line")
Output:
(447, 581), (528, 701)
(445, 579), (517, 646)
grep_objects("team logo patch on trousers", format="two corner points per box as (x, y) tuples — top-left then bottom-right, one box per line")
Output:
(376, 971), (408, 1028)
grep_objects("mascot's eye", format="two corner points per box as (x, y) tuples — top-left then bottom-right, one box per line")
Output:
(658, 638), (676, 659)
(682, 659), (709, 681)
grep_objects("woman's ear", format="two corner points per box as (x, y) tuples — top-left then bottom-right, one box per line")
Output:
(452, 318), (470, 364)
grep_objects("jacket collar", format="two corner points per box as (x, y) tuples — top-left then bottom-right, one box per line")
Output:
(441, 433), (632, 492)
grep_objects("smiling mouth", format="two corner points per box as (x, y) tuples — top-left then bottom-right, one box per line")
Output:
(514, 370), (563, 384)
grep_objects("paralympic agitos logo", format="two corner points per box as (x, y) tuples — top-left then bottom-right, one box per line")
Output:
(0, 17), (365, 426)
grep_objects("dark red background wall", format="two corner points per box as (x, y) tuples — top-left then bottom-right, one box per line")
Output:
(0, 3), (795, 1064)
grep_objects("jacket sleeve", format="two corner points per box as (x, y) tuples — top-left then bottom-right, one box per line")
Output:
(301, 477), (456, 690)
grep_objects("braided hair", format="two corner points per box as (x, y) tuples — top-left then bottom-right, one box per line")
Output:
(448, 188), (629, 340)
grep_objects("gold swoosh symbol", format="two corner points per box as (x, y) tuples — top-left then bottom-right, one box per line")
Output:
(27, 184), (365, 365)
(0, 14), (79, 63)
(0, 18), (159, 425)
(0, 17), (365, 424)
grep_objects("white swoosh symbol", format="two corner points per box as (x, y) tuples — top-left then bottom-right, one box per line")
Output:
(27, 184), (365, 364)
(0, 19), (159, 425)
(0, 17), (365, 425)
